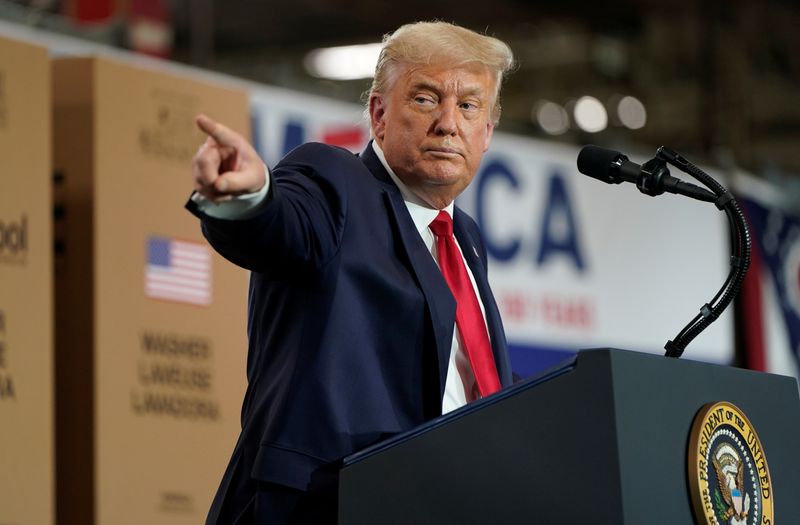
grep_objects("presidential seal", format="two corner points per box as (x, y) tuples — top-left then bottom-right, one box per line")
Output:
(688, 401), (774, 525)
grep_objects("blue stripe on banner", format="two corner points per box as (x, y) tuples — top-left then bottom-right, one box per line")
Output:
(508, 343), (577, 379)
(282, 120), (305, 156)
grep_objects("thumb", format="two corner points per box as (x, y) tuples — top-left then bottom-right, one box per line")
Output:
(213, 166), (266, 195)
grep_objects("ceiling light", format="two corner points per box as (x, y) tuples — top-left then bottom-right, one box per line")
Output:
(533, 100), (569, 135)
(304, 43), (382, 80)
(573, 96), (607, 133)
(617, 95), (647, 129)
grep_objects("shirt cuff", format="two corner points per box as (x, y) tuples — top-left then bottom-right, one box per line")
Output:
(190, 164), (270, 220)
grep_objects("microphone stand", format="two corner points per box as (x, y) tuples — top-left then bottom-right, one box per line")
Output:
(634, 147), (751, 358)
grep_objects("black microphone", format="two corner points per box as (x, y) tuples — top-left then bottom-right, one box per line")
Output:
(577, 145), (716, 202)
(577, 145), (640, 185)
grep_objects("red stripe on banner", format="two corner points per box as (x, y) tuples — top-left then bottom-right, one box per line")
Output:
(322, 128), (364, 149)
(741, 233), (767, 371)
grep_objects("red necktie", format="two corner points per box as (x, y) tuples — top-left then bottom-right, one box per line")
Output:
(429, 211), (500, 397)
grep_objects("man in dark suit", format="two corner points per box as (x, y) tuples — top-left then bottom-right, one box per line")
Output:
(188, 21), (515, 524)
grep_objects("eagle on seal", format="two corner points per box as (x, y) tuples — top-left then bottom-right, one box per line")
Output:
(713, 451), (749, 524)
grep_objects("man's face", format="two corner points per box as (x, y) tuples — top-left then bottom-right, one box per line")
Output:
(370, 62), (496, 209)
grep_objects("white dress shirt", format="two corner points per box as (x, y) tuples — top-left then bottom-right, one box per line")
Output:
(371, 142), (489, 413)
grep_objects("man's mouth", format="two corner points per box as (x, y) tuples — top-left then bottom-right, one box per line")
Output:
(424, 146), (462, 158)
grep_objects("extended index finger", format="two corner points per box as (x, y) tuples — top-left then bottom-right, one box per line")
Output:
(195, 114), (240, 148)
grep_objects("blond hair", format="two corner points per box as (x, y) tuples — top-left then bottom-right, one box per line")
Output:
(367, 21), (515, 124)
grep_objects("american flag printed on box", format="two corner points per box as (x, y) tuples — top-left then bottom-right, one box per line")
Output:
(145, 236), (211, 306)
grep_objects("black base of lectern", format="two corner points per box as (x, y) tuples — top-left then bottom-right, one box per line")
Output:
(339, 348), (800, 524)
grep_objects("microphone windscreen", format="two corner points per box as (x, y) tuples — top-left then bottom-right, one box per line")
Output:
(577, 145), (625, 181)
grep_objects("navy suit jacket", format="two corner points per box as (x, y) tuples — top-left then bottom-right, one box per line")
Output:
(188, 141), (512, 521)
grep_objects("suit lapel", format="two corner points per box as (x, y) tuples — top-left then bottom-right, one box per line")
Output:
(360, 143), (456, 399)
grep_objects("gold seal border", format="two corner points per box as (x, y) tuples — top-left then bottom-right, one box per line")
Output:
(687, 401), (774, 525)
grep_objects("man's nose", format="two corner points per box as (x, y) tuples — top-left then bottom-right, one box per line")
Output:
(433, 101), (458, 136)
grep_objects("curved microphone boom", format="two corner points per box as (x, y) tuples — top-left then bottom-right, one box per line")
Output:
(576, 144), (751, 358)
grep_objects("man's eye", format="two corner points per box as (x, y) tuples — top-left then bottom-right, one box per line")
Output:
(414, 96), (435, 105)
(460, 102), (478, 111)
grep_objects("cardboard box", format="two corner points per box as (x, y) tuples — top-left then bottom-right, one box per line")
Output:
(0, 34), (54, 525)
(53, 56), (249, 525)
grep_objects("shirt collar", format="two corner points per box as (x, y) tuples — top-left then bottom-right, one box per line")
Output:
(371, 140), (455, 237)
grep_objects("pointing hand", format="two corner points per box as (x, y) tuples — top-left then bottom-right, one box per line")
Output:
(191, 114), (266, 203)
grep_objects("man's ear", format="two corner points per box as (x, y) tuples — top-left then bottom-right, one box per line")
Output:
(483, 121), (495, 152)
(369, 94), (386, 141)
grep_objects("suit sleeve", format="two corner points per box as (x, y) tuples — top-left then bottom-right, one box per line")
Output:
(185, 143), (351, 276)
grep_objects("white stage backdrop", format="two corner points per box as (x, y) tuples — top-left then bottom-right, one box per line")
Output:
(250, 88), (733, 377)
